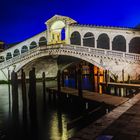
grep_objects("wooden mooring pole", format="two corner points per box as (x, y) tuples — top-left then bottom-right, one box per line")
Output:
(105, 70), (109, 93)
(42, 72), (46, 98)
(77, 67), (82, 98)
(8, 69), (11, 114)
(11, 71), (20, 140)
(28, 67), (37, 115)
(74, 67), (78, 89)
(97, 68), (100, 93)
(61, 71), (65, 87)
(28, 68), (38, 139)
(21, 69), (27, 111)
(11, 71), (19, 114)
(89, 64), (94, 92)
(57, 70), (61, 100)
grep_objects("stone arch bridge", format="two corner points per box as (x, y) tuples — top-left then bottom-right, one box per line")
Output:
(0, 15), (140, 81)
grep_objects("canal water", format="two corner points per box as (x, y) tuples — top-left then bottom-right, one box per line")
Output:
(0, 77), (102, 140)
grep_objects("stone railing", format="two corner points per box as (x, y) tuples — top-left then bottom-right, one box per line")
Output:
(125, 53), (140, 61)
(71, 45), (140, 61)
(0, 46), (40, 69)
(106, 51), (124, 58)
(0, 44), (140, 69)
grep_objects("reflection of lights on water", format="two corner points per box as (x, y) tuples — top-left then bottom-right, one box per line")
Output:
(50, 112), (68, 140)
(1, 82), (77, 139)
(0, 85), (10, 118)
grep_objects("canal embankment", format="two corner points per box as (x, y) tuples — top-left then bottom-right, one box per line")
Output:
(46, 87), (129, 107)
(69, 92), (140, 140)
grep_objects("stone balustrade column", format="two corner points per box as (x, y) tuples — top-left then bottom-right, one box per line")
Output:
(126, 37), (131, 53)
(109, 36), (113, 51)
(81, 32), (83, 46)
(94, 34), (99, 49)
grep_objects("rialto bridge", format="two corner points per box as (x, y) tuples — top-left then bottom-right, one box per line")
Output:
(0, 15), (140, 81)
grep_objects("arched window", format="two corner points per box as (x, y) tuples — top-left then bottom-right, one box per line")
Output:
(97, 33), (109, 49)
(83, 32), (94, 47)
(0, 56), (4, 62)
(6, 52), (12, 60)
(112, 35), (126, 52)
(21, 45), (28, 53)
(13, 49), (20, 57)
(39, 37), (47, 46)
(129, 37), (140, 54)
(70, 31), (81, 45)
(30, 41), (37, 49)
(61, 28), (65, 40)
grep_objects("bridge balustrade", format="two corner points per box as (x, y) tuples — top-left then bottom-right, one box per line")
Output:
(0, 46), (40, 69)
(90, 48), (105, 55)
(63, 45), (75, 50)
(107, 51), (124, 58)
(74, 46), (89, 52)
(0, 44), (140, 70)
(125, 53), (140, 61)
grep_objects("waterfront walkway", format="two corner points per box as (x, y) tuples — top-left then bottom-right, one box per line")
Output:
(101, 82), (140, 89)
(47, 87), (129, 107)
(69, 93), (140, 140)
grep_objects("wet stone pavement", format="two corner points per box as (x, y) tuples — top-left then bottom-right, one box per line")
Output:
(70, 93), (140, 140)
(101, 100), (140, 140)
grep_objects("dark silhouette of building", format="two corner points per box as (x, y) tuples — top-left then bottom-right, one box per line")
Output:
(0, 41), (5, 52)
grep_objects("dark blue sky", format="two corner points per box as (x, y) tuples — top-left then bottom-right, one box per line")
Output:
(0, 0), (140, 44)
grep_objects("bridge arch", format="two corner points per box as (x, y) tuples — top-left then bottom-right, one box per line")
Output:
(97, 33), (109, 49)
(70, 31), (81, 45)
(83, 32), (94, 47)
(51, 20), (65, 43)
(6, 52), (12, 60)
(21, 45), (28, 53)
(39, 37), (47, 46)
(30, 41), (37, 49)
(112, 35), (126, 52)
(15, 49), (106, 73)
(129, 37), (140, 54)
